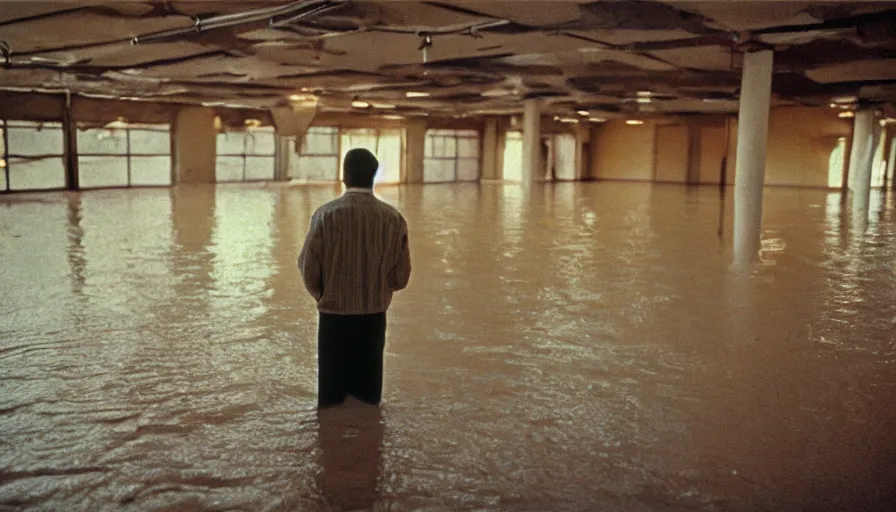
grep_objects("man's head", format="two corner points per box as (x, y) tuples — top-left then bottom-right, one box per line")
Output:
(343, 148), (379, 188)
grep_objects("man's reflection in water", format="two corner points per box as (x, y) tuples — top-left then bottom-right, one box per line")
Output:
(317, 399), (384, 510)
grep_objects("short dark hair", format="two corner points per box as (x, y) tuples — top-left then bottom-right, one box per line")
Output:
(343, 148), (378, 188)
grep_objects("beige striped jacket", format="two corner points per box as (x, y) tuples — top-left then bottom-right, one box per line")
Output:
(298, 189), (411, 315)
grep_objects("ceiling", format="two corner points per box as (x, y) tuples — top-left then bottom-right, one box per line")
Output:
(1, 0), (895, 120)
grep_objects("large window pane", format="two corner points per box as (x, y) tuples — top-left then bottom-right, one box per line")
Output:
(78, 156), (128, 188)
(458, 135), (479, 159)
(6, 122), (64, 156)
(78, 128), (127, 155)
(503, 131), (523, 181)
(8, 157), (65, 190)
(294, 155), (339, 181)
(291, 128), (339, 181)
(130, 156), (172, 186)
(303, 128), (338, 155)
(554, 134), (577, 181)
(424, 159), (454, 182)
(217, 133), (246, 155)
(216, 156), (244, 181)
(423, 129), (480, 183)
(246, 129), (275, 156)
(129, 129), (170, 154)
(457, 158), (479, 181)
(245, 156), (275, 181)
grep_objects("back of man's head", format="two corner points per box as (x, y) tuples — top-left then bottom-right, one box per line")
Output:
(343, 148), (379, 188)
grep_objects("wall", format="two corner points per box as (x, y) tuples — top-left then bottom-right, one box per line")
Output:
(592, 120), (655, 181)
(717, 107), (851, 188)
(764, 106), (852, 187)
(699, 124), (729, 184)
(654, 124), (688, 183)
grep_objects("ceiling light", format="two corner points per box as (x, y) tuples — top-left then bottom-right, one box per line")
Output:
(351, 100), (370, 108)
(636, 91), (653, 97)
(406, 91), (430, 98)
(636, 98), (652, 104)
(370, 102), (396, 109)
(289, 94), (302, 101)
(838, 112), (854, 118)
(481, 89), (513, 97)
(382, 114), (404, 120)
(829, 103), (837, 108)
(577, 110), (590, 116)
(588, 117), (606, 123)
(626, 120), (644, 125)
(832, 95), (857, 104)
(0, 160), (6, 169)
(559, 117), (579, 123)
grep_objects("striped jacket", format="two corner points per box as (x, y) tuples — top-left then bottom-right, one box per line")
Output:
(298, 189), (411, 315)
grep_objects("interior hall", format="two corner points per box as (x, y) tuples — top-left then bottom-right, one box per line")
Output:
(1, 1), (896, 511)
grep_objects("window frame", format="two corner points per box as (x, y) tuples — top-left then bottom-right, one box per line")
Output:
(216, 127), (276, 182)
(1, 119), (67, 193)
(76, 123), (172, 189)
(423, 128), (480, 183)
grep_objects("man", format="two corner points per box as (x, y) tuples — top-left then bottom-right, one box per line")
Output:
(298, 148), (411, 408)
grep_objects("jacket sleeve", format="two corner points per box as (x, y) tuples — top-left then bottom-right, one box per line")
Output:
(389, 216), (411, 291)
(298, 213), (324, 301)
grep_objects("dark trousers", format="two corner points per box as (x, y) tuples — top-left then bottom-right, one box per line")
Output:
(318, 312), (387, 408)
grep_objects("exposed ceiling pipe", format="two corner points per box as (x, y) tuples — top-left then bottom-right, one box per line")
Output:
(372, 19), (510, 37)
(131, 0), (339, 45)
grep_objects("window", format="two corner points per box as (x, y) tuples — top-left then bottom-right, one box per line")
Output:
(289, 127), (339, 182)
(340, 129), (402, 184)
(503, 131), (523, 182)
(550, 133), (577, 181)
(423, 129), (480, 183)
(828, 137), (846, 189)
(77, 124), (171, 188)
(1, 120), (66, 191)
(216, 127), (276, 182)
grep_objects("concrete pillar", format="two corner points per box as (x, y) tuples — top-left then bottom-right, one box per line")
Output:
(173, 107), (217, 184)
(481, 118), (500, 180)
(733, 50), (774, 264)
(404, 119), (427, 184)
(847, 110), (878, 212)
(522, 99), (542, 184)
(273, 135), (291, 182)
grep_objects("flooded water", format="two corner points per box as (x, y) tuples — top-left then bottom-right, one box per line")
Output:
(1, 181), (895, 511)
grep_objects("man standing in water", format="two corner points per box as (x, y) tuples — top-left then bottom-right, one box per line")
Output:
(298, 148), (412, 408)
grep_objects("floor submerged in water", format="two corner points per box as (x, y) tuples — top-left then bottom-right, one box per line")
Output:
(1, 182), (895, 511)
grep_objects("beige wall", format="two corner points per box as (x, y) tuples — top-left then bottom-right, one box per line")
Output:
(699, 125), (729, 184)
(764, 106), (852, 187)
(593, 120), (655, 181)
(654, 124), (688, 183)
(590, 108), (851, 188)
(173, 107), (217, 184)
(720, 107), (851, 188)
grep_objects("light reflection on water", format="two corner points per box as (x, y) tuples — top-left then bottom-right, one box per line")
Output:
(1, 182), (895, 511)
